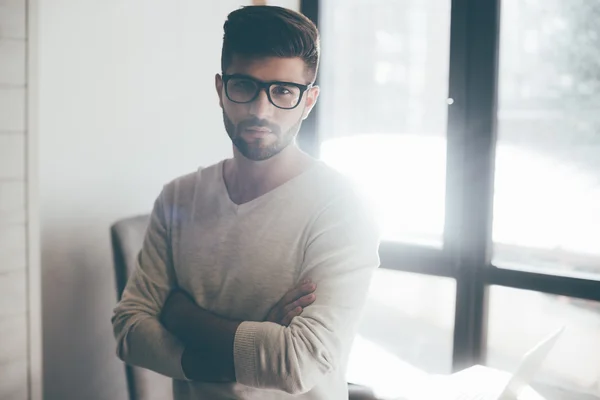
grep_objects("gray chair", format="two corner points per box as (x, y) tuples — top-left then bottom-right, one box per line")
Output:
(111, 214), (173, 400)
(110, 214), (379, 400)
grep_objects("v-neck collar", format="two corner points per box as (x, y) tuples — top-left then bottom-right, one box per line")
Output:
(218, 159), (322, 214)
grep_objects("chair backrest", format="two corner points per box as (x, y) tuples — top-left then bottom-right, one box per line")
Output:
(110, 214), (174, 400)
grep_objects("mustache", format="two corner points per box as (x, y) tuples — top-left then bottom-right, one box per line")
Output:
(237, 118), (279, 132)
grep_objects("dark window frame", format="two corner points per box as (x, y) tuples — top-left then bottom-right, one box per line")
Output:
(301, 0), (600, 374)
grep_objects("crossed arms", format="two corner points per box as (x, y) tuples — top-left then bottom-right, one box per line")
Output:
(111, 186), (380, 394)
(157, 279), (317, 382)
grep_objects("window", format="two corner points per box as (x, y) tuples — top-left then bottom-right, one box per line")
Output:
(487, 286), (600, 398)
(301, 0), (600, 398)
(493, 0), (600, 278)
(347, 269), (455, 399)
(318, 0), (451, 248)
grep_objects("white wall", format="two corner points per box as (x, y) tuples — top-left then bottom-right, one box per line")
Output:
(37, 1), (248, 399)
(0, 0), (33, 399)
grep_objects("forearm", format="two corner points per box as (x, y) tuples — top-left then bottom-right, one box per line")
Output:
(113, 312), (189, 380)
(162, 295), (241, 382)
(111, 185), (188, 377)
(233, 316), (337, 394)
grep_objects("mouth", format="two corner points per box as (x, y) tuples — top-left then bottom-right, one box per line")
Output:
(241, 127), (273, 139)
(244, 126), (272, 133)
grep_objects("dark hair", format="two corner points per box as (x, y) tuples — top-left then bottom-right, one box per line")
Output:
(221, 6), (320, 82)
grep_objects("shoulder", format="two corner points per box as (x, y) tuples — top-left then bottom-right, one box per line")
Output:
(311, 162), (376, 211)
(156, 161), (224, 221)
(301, 164), (381, 271)
(306, 163), (381, 238)
(161, 161), (222, 201)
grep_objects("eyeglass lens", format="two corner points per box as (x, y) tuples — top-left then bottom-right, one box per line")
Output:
(226, 77), (302, 109)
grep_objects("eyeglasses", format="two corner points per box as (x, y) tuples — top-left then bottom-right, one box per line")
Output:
(222, 74), (313, 110)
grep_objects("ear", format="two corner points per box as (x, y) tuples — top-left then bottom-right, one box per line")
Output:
(302, 85), (320, 120)
(215, 73), (224, 109)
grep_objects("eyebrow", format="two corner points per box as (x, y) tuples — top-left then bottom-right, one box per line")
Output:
(226, 73), (310, 86)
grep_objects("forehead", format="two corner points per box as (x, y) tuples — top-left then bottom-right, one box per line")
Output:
(226, 55), (310, 84)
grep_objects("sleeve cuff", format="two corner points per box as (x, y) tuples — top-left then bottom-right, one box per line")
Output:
(178, 345), (193, 382)
(233, 321), (261, 386)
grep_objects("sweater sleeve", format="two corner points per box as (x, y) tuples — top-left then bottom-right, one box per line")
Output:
(111, 187), (190, 380)
(233, 192), (381, 394)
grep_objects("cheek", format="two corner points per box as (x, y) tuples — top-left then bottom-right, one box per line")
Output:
(223, 102), (246, 122)
(224, 101), (302, 128)
(278, 110), (303, 128)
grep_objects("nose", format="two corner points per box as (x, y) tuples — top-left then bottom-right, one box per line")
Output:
(248, 88), (273, 119)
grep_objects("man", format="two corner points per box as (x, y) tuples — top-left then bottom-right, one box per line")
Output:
(112, 5), (381, 399)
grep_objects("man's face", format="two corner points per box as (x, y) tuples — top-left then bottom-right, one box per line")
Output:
(215, 56), (319, 161)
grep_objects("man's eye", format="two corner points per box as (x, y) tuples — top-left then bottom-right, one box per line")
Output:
(273, 85), (293, 95)
(233, 81), (254, 90)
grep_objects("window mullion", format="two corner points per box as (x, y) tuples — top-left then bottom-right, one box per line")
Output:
(445, 0), (502, 372)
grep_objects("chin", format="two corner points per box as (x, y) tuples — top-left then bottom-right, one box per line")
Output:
(238, 145), (284, 161)
(232, 135), (293, 161)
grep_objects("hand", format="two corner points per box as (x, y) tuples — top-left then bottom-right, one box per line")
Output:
(265, 279), (317, 326)
(161, 289), (194, 334)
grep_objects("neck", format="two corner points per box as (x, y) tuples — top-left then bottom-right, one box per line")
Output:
(224, 144), (315, 204)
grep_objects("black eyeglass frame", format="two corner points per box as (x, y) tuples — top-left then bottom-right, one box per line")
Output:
(221, 73), (314, 110)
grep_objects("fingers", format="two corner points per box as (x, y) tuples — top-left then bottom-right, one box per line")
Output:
(299, 278), (316, 292)
(281, 306), (303, 326)
(267, 279), (317, 326)
(295, 292), (317, 308)
(281, 292), (316, 317)
(282, 280), (317, 306)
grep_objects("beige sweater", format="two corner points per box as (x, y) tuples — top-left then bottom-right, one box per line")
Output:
(112, 160), (381, 399)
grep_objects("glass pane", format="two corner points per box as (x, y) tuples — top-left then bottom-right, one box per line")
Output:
(318, 0), (451, 247)
(347, 269), (455, 399)
(487, 286), (600, 399)
(493, 0), (600, 276)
